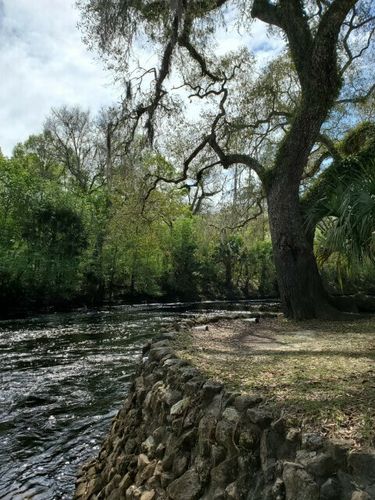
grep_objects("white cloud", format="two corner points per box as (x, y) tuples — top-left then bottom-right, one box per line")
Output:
(215, 9), (284, 65)
(0, 0), (120, 155)
(0, 1), (285, 157)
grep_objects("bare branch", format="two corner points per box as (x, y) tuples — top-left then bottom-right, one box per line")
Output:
(251, 0), (284, 29)
(336, 82), (375, 104)
(317, 133), (342, 161)
(142, 134), (212, 204)
(208, 134), (265, 179)
(340, 22), (375, 76)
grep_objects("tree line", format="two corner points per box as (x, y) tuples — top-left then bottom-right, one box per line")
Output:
(0, 107), (279, 316)
(1, 105), (374, 317)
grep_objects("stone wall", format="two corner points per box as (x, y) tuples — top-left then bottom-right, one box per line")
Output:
(74, 331), (375, 500)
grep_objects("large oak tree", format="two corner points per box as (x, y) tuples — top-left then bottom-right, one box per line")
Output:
(78, 0), (375, 319)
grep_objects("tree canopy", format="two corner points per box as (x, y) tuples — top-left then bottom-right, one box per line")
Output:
(77, 0), (374, 318)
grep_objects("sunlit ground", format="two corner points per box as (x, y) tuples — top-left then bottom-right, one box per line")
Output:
(175, 316), (375, 449)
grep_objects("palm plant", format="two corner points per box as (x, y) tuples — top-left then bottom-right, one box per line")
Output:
(315, 162), (375, 265)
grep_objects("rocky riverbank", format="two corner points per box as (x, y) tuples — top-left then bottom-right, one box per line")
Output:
(74, 329), (375, 499)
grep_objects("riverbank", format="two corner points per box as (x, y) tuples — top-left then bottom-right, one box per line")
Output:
(75, 317), (375, 499)
(0, 295), (279, 321)
(176, 316), (375, 450)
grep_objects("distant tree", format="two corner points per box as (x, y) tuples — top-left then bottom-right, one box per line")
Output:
(44, 106), (104, 191)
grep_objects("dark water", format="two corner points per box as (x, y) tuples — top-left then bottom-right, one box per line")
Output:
(0, 301), (273, 499)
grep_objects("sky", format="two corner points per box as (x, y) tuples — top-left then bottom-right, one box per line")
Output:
(0, 1), (283, 156)
(0, 0), (120, 156)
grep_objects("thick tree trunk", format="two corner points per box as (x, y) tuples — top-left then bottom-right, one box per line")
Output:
(249, 0), (358, 320)
(266, 176), (334, 320)
(263, 75), (343, 320)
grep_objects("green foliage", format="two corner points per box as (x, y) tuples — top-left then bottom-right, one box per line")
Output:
(338, 122), (375, 156)
(162, 217), (200, 299)
(3, 116), (374, 314)
(304, 122), (375, 293)
(0, 131), (279, 314)
(215, 234), (243, 292)
(22, 203), (87, 257)
(245, 240), (277, 297)
(0, 152), (88, 309)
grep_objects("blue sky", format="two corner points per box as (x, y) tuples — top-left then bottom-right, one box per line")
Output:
(0, 1), (282, 156)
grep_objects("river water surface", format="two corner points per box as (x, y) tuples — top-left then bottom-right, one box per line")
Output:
(0, 301), (269, 499)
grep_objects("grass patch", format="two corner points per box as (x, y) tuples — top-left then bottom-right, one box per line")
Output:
(174, 316), (375, 449)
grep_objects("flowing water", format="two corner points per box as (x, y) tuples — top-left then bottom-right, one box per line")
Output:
(0, 301), (273, 499)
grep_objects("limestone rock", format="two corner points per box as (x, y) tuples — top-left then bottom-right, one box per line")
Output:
(137, 454), (150, 469)
(119, 473), (133, 491)
(211, 444), (226, 466)
(222, 407), (240, 423)
(247, 408), (273, 427)
(149, 347), (173, 362)
(170, 389), (185, 407)
(327, 438), (351, 468)
(286, 428), (300, 442)
(202, 380), (223, 401)
(261, 428), (292, 467)
(160, 472), (175, 488)
(225, 481), (239, 499)
(348, 451), (375, 485)
(351, 492), (371, 500)
(151, 340), (171, 349)
(166, 469), (202, 500)
(301, 432), (324, 451)
(272, 477), (285, 500)
(215, 418), (238, 450)
(185, 377), (204, 395)
(179, 428), (197, 449)
(206, 393), (224, 418)
(238, 425), (261, 450)
(172, 453), (188, 477)
(297, 451), (335, 478)
(74, 331), (375, 500)
(140, 490), (156, 500)
(141, 436), (155, 456)
(178, 366), (200, 382)
(233, 394), (263, 412)
(337, 470), (356, 499)
(210, 457), (238, 486)
(136, 461), (156, 484)
(170, 398), (190, 417)
(163, 358), (185, 367)
(271, 417), (286, 434)
(126, 484), (142, 499)
(320, 477), (341, 500)
(282, 463), (319, 500)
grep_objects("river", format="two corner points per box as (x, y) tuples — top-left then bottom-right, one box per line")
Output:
(0, 301), (272, 499)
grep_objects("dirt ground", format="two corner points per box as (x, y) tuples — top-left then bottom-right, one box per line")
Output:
(174, 316), (375, 450)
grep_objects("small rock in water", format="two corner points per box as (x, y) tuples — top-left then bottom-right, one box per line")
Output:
(45, 415), (57, 428)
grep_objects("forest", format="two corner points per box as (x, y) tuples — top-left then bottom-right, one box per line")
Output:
(0, 108), (278, 315)
(1, 111), (374, 317)
(1, 0), (374, 319)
